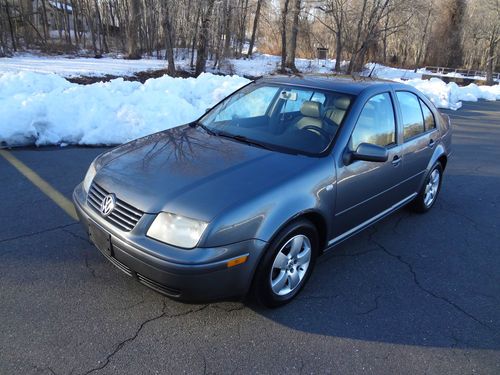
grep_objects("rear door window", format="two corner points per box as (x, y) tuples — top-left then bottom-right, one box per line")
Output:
(419, 99), (436, 131)
(396, 91), (425, 140)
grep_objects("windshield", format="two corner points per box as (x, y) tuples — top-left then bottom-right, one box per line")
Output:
(199, 83), (354, 155)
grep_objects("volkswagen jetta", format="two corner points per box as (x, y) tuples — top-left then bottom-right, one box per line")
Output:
(73, 77), (452, 307)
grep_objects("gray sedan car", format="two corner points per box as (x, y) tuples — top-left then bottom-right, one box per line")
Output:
(73, 77), (452, 307)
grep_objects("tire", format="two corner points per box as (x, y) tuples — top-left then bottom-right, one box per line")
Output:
(411, 162), (443, 213)
(252, 219), (319, 308)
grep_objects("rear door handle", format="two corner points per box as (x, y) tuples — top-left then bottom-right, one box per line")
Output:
(429, 139), (436, 148)
(391, 155), (401, 167)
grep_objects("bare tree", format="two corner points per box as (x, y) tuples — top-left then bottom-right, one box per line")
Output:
(0, 0), (496, 79)
(127, 0), (141, 59)
(285, 0), (301, 71)
(195, 0), (216, 75)
(315, 0), (348, 72)
(163, 0), (176, 76)
(464, 0), (499, 84)
(280, 0), (290, 72)
(247, 0), (263, 57)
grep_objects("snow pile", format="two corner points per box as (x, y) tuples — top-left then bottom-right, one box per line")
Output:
(364, 63), (424, 80)
(0, 72), (249, 146)
(0, 53), (347, 79)
(0, 55), (168, 77)
(397, 78), (500, 110)
(1, 64), (499, 147)
(227, 54), (350, 77)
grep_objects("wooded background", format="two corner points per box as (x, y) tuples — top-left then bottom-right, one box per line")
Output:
(1, 0), (498, 83)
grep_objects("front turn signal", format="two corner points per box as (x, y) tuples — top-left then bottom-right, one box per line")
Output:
(227, 255), (249, 268)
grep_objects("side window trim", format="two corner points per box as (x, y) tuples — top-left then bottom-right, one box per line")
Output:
(389, 89), (402, 146)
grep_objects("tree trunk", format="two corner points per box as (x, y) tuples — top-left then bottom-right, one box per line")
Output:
(191, 6), (201, 68)
(237, 0), (249, 56)
(280, 0), (290, 72)
(285, 0), (300, 71)
(94, 0), (108, 54)
(247, 0), (262, 57)
(5, 0), (17, 51)
(195, 0), (216, 76)
(127, 0), (141, 59)
(485, 33), (497, 85)
(62, 0), (72, 47)
(415, 7), (432, 68)
(19, 0), (34, 47)
(334, 29), (342, 72)
(347, 0), (367, 74)
(163, 4), (176, 77)
(40, 0), (49, 44)
(223, 1), (232, 57)
(382, 14), (389, 63)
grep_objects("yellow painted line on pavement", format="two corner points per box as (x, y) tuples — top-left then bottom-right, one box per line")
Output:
(0, 149), (78, 221)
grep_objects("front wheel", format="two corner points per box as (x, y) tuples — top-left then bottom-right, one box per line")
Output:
(411, 162), (443, 213)
(252, 220), (318, 307)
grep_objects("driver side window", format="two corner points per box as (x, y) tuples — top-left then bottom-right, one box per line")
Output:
(350, 93), (396, 150)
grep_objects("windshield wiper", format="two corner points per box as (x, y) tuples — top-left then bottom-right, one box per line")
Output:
(191, 121), (217, 136)
(217, 131), (272, 151)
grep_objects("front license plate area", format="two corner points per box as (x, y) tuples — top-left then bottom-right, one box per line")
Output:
(89, 223), (112, 257)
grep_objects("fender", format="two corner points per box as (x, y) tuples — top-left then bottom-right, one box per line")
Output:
(414, 142), (447, 192)
(203, 161), (335, 248)
(426, 142), (447, 173)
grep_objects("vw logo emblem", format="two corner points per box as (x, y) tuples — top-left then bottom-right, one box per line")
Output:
(100, 194), (116, 217)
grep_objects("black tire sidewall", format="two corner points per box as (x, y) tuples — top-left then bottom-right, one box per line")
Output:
(253, 219), (319, 307)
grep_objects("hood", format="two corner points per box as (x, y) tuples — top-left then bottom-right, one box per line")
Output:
(94, 125), (318, 222)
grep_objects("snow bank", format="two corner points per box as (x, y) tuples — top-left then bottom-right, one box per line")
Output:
(0, 55), (168, 77)
(396, 78), (500, 110)
(0, 72), (249, 146)
(364, 63), (424, 80)
(1, 67), (499, 147)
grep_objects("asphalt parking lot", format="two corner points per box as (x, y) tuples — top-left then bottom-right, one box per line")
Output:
(1, 101), (499, 374)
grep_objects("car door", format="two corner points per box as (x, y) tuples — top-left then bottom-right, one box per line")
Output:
(332, 92), (406, 240)
(395, 91), (439, 197)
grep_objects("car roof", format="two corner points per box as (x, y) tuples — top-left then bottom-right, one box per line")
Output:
(257, 75), (409, 96)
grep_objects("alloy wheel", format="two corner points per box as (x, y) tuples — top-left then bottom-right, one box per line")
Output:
(270, 234), (311, 296)
(424, 169), (440, 207)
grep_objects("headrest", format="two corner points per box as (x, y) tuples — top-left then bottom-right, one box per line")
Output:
(334, 97), (351, 110)
(300, 101), (321, 118)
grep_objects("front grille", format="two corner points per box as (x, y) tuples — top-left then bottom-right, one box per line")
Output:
(87, 183), (143, 232)
(137, 273), (181, 297)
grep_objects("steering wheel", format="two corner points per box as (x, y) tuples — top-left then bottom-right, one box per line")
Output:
(302, 125), (331, 141)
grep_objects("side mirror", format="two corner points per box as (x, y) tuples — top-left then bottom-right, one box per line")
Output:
(351, 143), (388, 162)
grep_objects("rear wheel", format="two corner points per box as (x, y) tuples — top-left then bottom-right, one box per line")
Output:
(411, 162), (443, 213)
(252, 220), (318, 307)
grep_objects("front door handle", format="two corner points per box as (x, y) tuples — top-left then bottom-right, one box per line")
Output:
(429, 139), (436, 148)
(391, 155), (401, 167)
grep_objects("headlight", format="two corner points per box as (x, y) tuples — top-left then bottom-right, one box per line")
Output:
(82, 161), (97, 193)
(147, 212), (208, 249)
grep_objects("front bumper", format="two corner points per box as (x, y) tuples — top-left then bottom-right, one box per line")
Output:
(73, 183), (267, 302)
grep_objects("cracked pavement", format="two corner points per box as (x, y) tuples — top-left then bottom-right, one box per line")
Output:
(1, 101), (499, 374)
